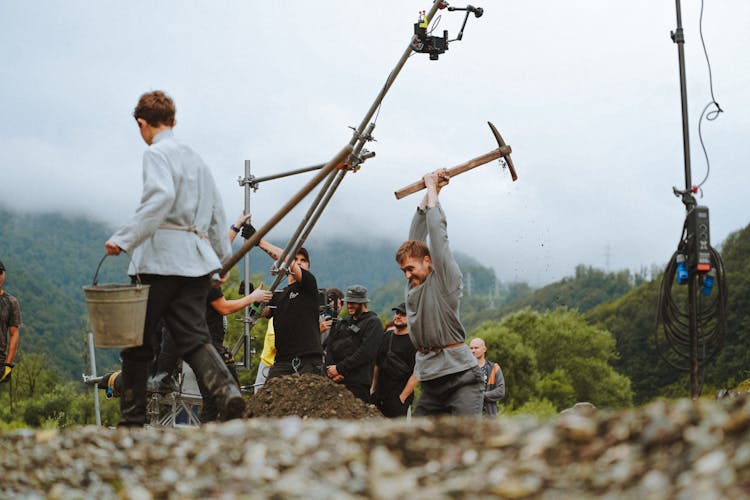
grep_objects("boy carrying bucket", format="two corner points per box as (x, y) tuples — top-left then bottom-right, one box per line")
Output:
(104, 90), (246, 426)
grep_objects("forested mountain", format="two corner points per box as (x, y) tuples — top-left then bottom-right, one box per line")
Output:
(461, 265), (642, 332)
(0, 208), (511, 377)
(2, 206), (748, 406)
(587, 223), (750, 404)
(0, 209), (128, 376)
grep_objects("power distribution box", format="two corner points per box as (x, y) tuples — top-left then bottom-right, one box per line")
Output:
(687, 205), (711, 272)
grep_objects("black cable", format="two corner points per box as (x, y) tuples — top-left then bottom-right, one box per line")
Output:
(655, 220), (727, 372)
(428, 14), (442, 35)
(372, 51), (415, 126)
(695, 0), (723, 189)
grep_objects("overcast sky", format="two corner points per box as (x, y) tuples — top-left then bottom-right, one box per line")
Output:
(1, 1), (749, 285)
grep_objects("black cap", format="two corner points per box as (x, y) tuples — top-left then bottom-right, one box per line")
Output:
(391, 302), (406, 315)
(296, 247), (310, 265)
(0, 261), (5, 272)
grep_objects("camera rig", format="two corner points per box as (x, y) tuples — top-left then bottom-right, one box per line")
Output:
(412, 3), (484, 60)
(318, 288), (342, 319)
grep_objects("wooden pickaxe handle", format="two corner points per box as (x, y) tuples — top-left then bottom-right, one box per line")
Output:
(394, 146), (511, 199)
(394, 122), (516, 200)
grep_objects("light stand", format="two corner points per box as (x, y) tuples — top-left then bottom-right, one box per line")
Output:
(656, 0), (727, 399)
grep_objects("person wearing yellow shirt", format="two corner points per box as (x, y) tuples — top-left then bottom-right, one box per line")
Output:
(254, 319), (276, 392)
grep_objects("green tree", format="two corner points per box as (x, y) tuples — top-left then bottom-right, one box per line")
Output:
(12, 352), (60, 399)
(519, 308), (632, 408)
(537, 368), (576, 410)
(470, 323), (538, 410)
(473, 308), (633, 412)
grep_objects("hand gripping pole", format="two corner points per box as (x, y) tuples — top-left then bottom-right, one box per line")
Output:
(219, 145), (352, 276)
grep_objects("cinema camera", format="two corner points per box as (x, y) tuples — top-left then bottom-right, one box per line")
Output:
(318, 288), (342, 324)
(412, 3), (484, 60)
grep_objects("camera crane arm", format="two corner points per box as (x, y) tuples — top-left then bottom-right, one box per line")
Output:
(220, 0), (486, 282)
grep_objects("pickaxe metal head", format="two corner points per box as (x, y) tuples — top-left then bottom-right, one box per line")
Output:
(488, 121), (517, 181)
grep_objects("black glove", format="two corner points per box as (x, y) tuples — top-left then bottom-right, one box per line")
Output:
(241, 220), (257, 240)
(0, 363), (13, 384)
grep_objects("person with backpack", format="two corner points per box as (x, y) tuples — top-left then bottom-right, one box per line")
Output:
(325, 285), (383, 403)
(469, 337), (506, 417)
(372, 303), (417, 417)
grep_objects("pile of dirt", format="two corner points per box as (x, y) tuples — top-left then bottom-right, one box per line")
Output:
(245, 373), (383, 419)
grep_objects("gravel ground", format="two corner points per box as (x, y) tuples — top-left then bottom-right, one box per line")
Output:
(2, 393), (750, 498)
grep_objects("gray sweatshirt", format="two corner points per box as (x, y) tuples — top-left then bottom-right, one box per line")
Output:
(406, 203), (476, 381)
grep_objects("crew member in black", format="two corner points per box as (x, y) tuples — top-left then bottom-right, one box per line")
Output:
(372, 302), (418, 417)
(197, 282), (270, 421)
(325, 285), (384, 403)
(149, 213), (271, 420)
(259, 241), (324, 379)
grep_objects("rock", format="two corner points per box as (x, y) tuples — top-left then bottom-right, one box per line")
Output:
(3, 395), (750, 497)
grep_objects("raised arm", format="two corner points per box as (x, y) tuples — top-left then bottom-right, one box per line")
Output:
(409, 168), (451, 244)
(257, 239), (302, 283)
(228, 213), (251, 244)
(425, 205), (462, 295)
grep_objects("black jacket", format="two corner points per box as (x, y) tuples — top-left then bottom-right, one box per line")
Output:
(325, 310), (383, 388)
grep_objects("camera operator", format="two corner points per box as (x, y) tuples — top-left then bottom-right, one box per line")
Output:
(319, 287), (343, 348)
(325, 285), (383, 403)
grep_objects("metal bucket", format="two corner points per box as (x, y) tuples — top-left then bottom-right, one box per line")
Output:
(83, 255), (149, 348)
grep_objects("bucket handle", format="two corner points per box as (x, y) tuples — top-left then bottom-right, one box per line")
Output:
(91, 252), (142, 286)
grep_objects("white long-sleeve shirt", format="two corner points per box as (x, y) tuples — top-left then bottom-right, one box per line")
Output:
(109, 130), (231, 277)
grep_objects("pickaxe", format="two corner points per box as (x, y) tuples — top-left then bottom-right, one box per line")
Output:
(394, 121), (517, 199)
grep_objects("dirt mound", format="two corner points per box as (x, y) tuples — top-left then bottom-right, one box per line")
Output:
(245, 373), (383, 419)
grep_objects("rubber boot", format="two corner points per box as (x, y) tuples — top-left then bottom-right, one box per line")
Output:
(185, 344), (245, 421)
(147, 366), (180, 394)
(196, 377), (219, 423)
(118, 359), (149, 427)
(198, 346), (240, 423)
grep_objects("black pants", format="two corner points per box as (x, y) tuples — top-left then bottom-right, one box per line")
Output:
(266, 355), (324, 380)
(119, 274), (213, 425)
(375, 391), (414, 418)
(344, 383), (372, 405)
(197, 345), (239, 423)
(124, 274), (212, 364)
(414, 365), (484, 417)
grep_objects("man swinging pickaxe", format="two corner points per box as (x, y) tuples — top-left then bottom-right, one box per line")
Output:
(394, 121), (517, 199)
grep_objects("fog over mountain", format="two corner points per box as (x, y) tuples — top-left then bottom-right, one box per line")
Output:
(2, 1), (749, 286)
